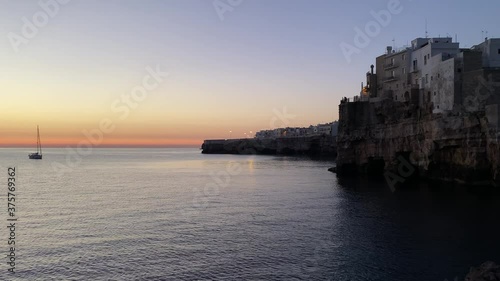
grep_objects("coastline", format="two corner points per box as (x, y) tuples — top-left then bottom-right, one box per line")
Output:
(200, 135), (337, 159)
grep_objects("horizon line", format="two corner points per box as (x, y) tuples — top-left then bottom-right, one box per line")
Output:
(0, 145), (201, 149)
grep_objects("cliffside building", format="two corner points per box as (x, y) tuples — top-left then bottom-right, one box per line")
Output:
(362, 36), (500, 114)
(473, 38), (500, 68)
(337, 36), (500, 186)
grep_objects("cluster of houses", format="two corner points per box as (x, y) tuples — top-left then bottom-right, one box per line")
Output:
(255, 122), (338, 139)
(358, 36), (500, 113)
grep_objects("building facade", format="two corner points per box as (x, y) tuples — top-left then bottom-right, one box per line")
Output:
(361, 36), (500, 114)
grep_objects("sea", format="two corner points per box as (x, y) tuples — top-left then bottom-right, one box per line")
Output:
(0, 147), (499, 281)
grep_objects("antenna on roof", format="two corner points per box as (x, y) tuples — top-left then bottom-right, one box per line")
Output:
(425, 19), (428, 38)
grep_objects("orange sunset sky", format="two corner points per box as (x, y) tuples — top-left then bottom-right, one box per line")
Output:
(1, 1), (496, 147)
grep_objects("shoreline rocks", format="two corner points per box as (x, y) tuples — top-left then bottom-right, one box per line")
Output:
(465, 261), (500, 281)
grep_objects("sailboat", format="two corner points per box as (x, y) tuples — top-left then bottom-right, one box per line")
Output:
(29, 126), (42, 159)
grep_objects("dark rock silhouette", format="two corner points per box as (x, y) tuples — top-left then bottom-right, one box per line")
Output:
(465, 261), (500, 281)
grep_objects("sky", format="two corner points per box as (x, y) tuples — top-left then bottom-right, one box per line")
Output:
(0, 0), (499, 147)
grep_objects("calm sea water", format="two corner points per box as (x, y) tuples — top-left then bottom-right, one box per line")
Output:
(0, 148), (499, 281)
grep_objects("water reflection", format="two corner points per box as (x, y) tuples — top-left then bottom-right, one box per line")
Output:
(333, 175), (500, 280)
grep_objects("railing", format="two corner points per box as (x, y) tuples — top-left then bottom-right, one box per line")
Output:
(384, 76), (398, 82)
(384, 63), (398, 70)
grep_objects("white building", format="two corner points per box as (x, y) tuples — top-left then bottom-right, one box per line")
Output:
(376, 46), (412, 101)
(429, 54), (457, 113)
(410, 37), (459, 101)
(472, 38), (500, 68)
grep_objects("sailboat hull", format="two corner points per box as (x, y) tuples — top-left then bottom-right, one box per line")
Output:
(29, 153), (42, 159)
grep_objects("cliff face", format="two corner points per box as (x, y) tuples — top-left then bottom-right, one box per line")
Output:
(336, 99), (500, 186)
(201, 135), (337, 158)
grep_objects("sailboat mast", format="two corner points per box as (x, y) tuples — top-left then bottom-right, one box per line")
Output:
(35, 125), (38, 152)
(37, 125), (42, 154)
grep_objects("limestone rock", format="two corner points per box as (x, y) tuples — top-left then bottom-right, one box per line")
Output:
(465, 261), (500, 281)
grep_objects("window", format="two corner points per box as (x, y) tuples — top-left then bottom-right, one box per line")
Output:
(426, 74), (429, 83)
(434, 92), (436, 96)
(391, 70), (395, 78)
(424, 56), (427, 65)
(498, 48), (500, 54)
(396, 84), (399, 89)
(402, 67), (406, 74)
(391, 58), (395, 64)
(402, 54), (406, 60)
(438, 73), (440, 78)
(431, 76), (433, 81)
(458, 68), (462, 73)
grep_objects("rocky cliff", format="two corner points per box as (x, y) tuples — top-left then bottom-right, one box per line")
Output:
(336, 98), (500, 186)
(201, 135), (336, 158)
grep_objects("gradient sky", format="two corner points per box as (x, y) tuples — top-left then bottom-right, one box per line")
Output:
(1, 0), (499, 147)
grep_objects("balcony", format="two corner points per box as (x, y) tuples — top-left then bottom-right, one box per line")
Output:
(384, 63), (398, 70)
(383, 75), (398, 83)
